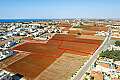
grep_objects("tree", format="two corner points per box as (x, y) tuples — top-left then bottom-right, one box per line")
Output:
(91, 76), (94, 80)
(115, 41), (120, 46)
(99, 50), (120, 61)
(77, 33), (81, 35)
(73, 25), (81, 28)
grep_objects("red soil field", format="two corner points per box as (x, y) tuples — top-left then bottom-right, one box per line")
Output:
(7, 34), (102, 79)
(58, 22), (72, 31)
(58, 23), (72, 28)
(8, 40), (66, 79)
(5, 54), (56, 79)
(81, 31), (96, 35)
(68, 29), (96, 35)
(84, 27), (108, 32)
(59, 41), (99, 54)
(13, 34), (101, 57)
(13, 40), (63, 58)
(65, 50), (89, 56)
(63, 27), (71, 31)
(51, 34), (102, 45)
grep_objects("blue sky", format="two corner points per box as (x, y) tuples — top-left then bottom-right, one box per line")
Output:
(0, 0), (120, 19)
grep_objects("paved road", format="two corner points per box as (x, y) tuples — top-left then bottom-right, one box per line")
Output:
(73, 27), (112, 80)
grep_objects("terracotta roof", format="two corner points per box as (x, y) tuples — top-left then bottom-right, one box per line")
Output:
(116, 66), (120, 71)
(101, 63), (110, 68)
(91, 71), (103, 80)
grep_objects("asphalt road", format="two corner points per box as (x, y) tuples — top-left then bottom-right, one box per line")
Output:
(73, 27), (112, 80)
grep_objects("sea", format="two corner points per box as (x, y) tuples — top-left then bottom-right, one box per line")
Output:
(0, 19), (50, 23)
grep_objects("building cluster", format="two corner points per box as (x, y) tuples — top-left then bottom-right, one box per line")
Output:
(84, 42), (120, 80)
(0, 22), (62, 80)
(111, 25), (120, 38)
(0, 23), (23, 80)
(0, 21), (62, 61)
(84, 58), (120, 80)
(0, 69), (25, 80)
(0, 50), (16, 61)
(0, 22), (62, 41)
(108, 45), (120, 51)
(0, 21), (63, 80)
(1, 19), (120, 80)
(95, 31), (109, 37)
(94, 23), (120, 38)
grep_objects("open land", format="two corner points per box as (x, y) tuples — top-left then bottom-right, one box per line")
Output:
(0, 20), (109, 80)
(4, 34), (102, 80)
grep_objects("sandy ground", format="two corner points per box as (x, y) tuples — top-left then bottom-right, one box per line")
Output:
(76, 35), (105, 40)
(35, 53), (90, 80)
(81, 26), (108, 32)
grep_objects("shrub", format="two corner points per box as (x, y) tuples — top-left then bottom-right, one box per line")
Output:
(115, 41), (120, 46)
(99, 50), (120, 61)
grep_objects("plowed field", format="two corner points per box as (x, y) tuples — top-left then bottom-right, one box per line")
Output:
(6, 34), (102, 79)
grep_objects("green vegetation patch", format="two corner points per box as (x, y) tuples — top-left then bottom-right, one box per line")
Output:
(73, 25), (81, 28)
(115, 41), (120, 47)
(100, 50), (120, 61)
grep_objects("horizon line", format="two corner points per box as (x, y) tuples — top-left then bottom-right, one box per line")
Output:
(0, 18), (120, 20)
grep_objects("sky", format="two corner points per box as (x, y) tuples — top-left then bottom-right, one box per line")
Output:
(0, 0), (120, 19)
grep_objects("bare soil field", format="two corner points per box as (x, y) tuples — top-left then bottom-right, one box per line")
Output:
(5, 54), (57, 80)
(58, 23), (72, 31)
(82, 26), (108, 32)
(0, 52), (29, 69)
(65, 50), (89, 56)
(12, 40), (63, 58)
(112, 37), (120, 40)
(6, 34), (102, 80)
(81, 30), (96, 35)
(51, 34), (102, 45)
(68, 29), (96, 36)
(59, 41), (99, 54)
(35, 53), (90, 80)
(76, 35), (105, 40)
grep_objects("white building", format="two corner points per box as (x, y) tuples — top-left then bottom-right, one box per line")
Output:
(108, 45), (120, 51)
